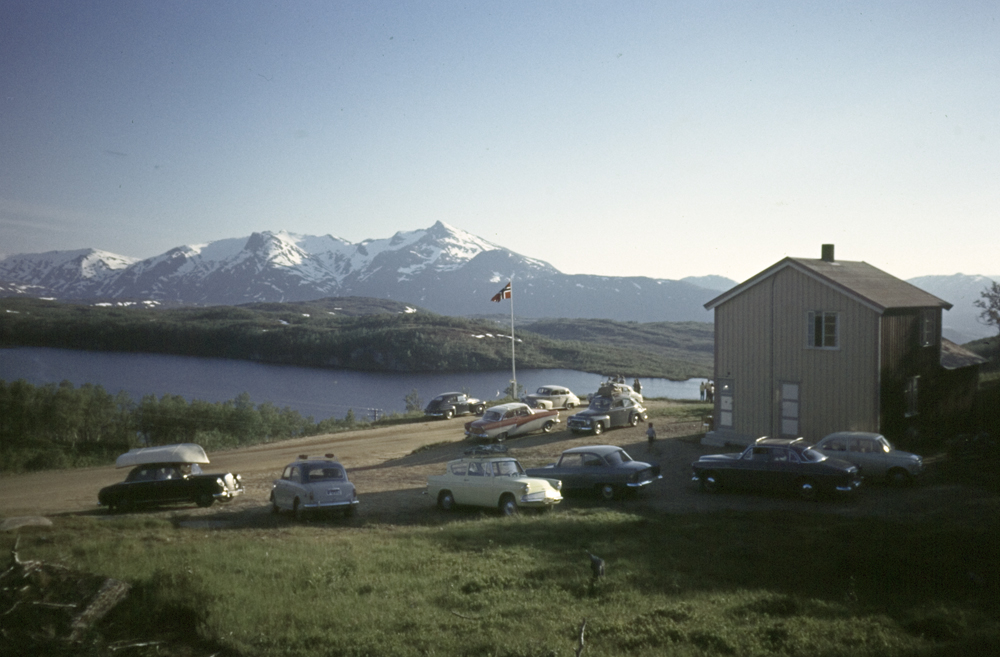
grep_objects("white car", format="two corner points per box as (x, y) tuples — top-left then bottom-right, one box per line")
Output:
(427, 451), (562, 515)
(813, 432), (923, 486)
(523, 385), (581, 410)
(270, 454), (359, 519)
(464, 402), (560, 442)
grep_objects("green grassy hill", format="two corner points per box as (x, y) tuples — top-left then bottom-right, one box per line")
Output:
(0, 297), (713, 380)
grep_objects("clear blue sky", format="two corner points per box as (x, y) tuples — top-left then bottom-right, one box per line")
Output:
(2, 1), (997, 283)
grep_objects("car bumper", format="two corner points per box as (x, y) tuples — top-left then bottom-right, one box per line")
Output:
(466, 430), (493, 440)
(302, 499), (360, 510)
(519, 491), (563, 507)
(214, 488), (244, 501)
(627, 474), (662, 488)
(833, 477), (863, 494)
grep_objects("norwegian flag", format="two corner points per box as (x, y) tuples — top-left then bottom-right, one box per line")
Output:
(490, 282), (511, 302)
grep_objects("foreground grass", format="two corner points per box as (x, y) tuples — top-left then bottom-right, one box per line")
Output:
(12, 507), (999, 656)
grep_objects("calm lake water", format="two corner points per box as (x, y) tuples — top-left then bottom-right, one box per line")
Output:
(0, 347), (707, 421)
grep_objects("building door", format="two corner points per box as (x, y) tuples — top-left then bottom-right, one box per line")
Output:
(780, 382), (799, 437)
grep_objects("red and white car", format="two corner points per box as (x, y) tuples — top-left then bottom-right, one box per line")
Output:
(464, 402), (560, 443)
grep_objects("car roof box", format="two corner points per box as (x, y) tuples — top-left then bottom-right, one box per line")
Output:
(115, 443), (211, 468)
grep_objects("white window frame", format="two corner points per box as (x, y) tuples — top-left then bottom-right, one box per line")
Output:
(806, 311), (839, 349)
(920, 309), (936, 348)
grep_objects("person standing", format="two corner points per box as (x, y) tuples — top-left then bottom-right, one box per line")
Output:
(699, 380), (707, 401)
(646, 422), (657, 450)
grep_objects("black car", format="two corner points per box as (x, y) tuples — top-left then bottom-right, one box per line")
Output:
(423, 392), (486, 419)
(566, 395), (647, 435)
(691, 437), (861, 501)
(98, 443), (244, 513)
(525, 445), (661, 500)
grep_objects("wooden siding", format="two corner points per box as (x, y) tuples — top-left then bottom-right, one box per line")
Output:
(714, 267), (881, 442)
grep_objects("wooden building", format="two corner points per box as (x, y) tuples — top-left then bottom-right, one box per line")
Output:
(703, 245), (985, 450)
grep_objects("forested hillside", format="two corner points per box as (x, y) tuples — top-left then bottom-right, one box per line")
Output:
(0, 297), (712, 379)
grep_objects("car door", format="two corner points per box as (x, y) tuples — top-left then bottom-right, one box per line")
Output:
(551, 453), (586, 489)
(456, 460), (491, 506)
(849, 437), (887, 478)
(738, 446), (778, 490)
(273, 465), (301, 508)
(579, 452), (612, 488)
(609, 399), (628, 427)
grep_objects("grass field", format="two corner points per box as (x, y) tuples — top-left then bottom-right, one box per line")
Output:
(11, 503), (999, 656)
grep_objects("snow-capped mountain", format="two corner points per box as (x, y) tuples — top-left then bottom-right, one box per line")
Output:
(0, 222), (724, 322)
(907, 274), (999, 343)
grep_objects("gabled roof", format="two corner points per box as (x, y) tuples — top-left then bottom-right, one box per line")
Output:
(940, 338), (988, 370)
(705, 257), (952, 313)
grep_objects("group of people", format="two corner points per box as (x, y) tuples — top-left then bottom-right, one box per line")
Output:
(699, 380), (715, 403)
(607, 374), (642, 395)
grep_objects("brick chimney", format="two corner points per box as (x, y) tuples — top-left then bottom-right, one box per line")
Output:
(821, 244), (835, 262)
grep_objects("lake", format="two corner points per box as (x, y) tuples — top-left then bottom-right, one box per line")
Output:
(0, 347), (707, 420)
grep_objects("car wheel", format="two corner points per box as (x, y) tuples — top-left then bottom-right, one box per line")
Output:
(444, 408), (454, 420)
(887, 468), (912, 487)
(196, 494), (214, 508)
(599, 484), (617, 501)
(542, 420), (555, 433)
(269, 492), (280, 514)
(474, 404), (485, 416)
(437, 490), (455, 511)
(566, 402), (576, 409)
(593, 422), (604, 436)
(629, 413), (639, 427)
(496, 432), (508, 443)
(499, 494), (518, 517)
(796, 478), (818, 502)
(700, 472), (720, 493)
(292, 498), (302, 520)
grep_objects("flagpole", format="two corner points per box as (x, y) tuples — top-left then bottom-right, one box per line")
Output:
(509, 276), (516, 399)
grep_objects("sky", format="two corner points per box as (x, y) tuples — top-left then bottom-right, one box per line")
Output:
(1, 1), (998, 284)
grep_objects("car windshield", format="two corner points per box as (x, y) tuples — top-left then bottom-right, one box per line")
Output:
(799, 448), (827, 462)
(304, 465), (344, 481)
(492, 460), (525, 477)
(482, 410), (503, 422)
(604, 449), (632, 465)
(589, 397), (611, 411)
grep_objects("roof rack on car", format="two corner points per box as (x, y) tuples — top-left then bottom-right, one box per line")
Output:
(463, 444), (509, 456)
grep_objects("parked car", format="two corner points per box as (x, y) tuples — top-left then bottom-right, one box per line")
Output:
(98, 443), (244, 513)
(426, 450), (563, 515)
(523, 385), (581, 410)
(424, 392), (486, 419)
(567, 395), (648, 435)
(525, 445), (661, 500)
(692, 437), (861, 501)
(464, 402), (560, 442)
(813, 431), (923, 485)
(270, 454), (358, 519)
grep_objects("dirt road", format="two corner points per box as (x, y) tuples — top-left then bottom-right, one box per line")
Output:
(1, 400), (994, 526)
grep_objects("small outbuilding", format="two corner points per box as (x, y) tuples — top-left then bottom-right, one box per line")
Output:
(703, 245), (985, 450)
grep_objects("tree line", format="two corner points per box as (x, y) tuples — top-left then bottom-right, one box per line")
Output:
(0, 379), (371, 473)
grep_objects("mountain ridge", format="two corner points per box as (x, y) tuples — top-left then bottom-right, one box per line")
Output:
(1, 222), (996, 339)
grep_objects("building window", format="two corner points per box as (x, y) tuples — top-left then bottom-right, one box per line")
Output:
(807, 311), (839, 349)
(904, 376), (919, 417)
(920, 309), (936, 347)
